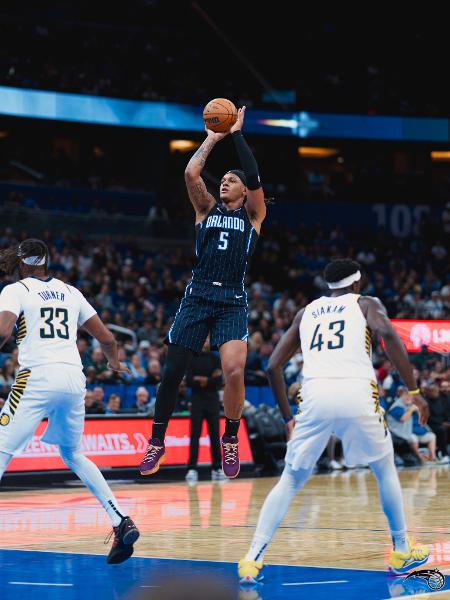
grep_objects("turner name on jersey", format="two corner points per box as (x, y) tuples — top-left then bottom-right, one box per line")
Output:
(0, 277), (96, 369)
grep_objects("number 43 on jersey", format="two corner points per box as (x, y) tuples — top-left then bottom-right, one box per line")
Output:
(310, 320), (345, 351)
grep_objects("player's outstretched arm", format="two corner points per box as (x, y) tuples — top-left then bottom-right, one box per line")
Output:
(185, 129), (228, 220)
(360, 296), (429, 424)
(266, 309), (304, 435)
(82, 315), (130, 374)
(230, 107), (266, 229)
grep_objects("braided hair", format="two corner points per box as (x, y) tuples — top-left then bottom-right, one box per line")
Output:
(0, 238), (49, 275)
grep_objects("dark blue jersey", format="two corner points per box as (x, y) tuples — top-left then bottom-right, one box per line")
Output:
(191, 203), (259, 289)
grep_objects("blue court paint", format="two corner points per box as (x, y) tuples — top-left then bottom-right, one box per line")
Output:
(0, 549), (448, 599)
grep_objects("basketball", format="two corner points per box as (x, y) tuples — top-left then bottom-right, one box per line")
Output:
(203, 98), (237, 133)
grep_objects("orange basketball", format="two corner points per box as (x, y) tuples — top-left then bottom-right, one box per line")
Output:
(203, 98), (237, 133)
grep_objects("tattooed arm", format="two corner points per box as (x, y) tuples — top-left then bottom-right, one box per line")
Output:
(185, 129), (228, 222)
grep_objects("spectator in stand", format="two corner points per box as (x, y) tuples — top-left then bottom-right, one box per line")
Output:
(105, 394), (121, 415)
(77, 337), (92, 369)
(424, 383), (450, 463)
(90, 386), (106, 414)
(137, 340), (152, 369)
(135, 386), (155, 416)
(85, 389), (101, 414)
(91, 347), (115, 383)
(245, 332), (267, 387)
(386, 387), (433, 465)
(284, 352), (303, 386)
(137, 320), (158, 344)
(174, 378), (190, 413)
(147, 359), (162, 385)
(127, 353), (147, 383)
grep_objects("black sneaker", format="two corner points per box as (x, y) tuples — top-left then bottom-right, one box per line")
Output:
(106, 516), (140, 564)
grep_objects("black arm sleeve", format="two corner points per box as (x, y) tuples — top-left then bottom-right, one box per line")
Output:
(232, 131), (261, 190)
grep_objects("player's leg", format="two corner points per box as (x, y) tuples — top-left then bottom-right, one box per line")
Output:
(0, 376), (47, 481)
(218, 339), (247, 478)
(58, 443), (139, 563)
(335, 378), (430, 574)
(239, 399), (333, 583)
(369, 452), (429, 572)
(140, 296), (210, 475)
(250, 464), (313, 556)
(0, 451), (13, 479)
(44, 386), (139, 564)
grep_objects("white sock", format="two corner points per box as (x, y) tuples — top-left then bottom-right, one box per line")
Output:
(245, 464), (313, 562)
(59, 445), (125, 527)
(369, 452), (408, 553)
(0, 451), (12, 480)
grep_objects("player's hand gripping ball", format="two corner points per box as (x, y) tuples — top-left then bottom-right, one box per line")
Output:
(203, 98), (238, 133)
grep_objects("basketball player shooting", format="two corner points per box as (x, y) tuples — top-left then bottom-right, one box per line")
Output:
(238, 259), (430, 583)
(0, 239), (140, 564)
(139, 106), (266, 479)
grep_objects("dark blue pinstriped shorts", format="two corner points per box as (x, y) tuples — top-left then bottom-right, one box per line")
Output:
(166, 281), (249, 354)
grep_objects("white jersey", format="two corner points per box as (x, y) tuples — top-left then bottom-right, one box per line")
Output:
(300, 293), (375, 379)
(0, 276), (96, 369)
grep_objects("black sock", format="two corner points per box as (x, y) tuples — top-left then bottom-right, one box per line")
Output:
(151, 344), (193, 443)
(152, 421), (168, 442)
(224, 417), (241, 438)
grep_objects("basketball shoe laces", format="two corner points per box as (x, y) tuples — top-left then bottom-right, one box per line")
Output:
(104, 526), (119, 546)
(223, 441), (238, 465)
(142, 443), (161, 465)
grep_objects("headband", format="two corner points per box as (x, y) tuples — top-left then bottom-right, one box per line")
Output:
(21, 255), (46, 266)
(327, 270), (361, 289)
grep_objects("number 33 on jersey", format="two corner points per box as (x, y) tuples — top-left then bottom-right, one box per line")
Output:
(0, 277), (96, 369)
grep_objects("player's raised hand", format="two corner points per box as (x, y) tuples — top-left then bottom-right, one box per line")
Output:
(205, 126), (229, 142)
(230, 106), (246, 133)
(107, 360), (131, 374)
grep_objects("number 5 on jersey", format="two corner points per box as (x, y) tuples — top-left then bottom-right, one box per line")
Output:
(310, 320), (345, 351)
(218, 231), (228, 250)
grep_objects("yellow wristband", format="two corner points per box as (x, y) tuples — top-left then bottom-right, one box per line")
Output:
(408, 388), (420, 395)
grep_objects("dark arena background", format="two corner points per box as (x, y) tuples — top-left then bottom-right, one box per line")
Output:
(0, 2), (449, 599)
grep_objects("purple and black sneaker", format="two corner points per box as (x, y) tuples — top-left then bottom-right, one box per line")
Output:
(221, 435), (240, 478)
(139, 437), (166, 476)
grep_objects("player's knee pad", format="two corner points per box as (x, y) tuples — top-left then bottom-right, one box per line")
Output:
(162, 344), (193, 383)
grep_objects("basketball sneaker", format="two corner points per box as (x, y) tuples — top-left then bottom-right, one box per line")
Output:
(221, 435), (240, 478)
(106, 516), (140, 564)
(388, 536), (430, 574)
(139, 437), (165, 475)
(211, 468), (227, 481)
(185, 469), (199, 483)
(238, 558), (264, 584)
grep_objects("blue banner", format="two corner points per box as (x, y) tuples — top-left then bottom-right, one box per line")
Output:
(0, 85), (449, 141)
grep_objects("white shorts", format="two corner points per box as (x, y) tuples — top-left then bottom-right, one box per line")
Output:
(0, 364), (86, 455)
(285, 378), (393, 471)
(404, 431), (436, 444)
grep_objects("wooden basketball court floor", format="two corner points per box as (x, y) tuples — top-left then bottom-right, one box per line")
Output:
(1, 465), (450, 599)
